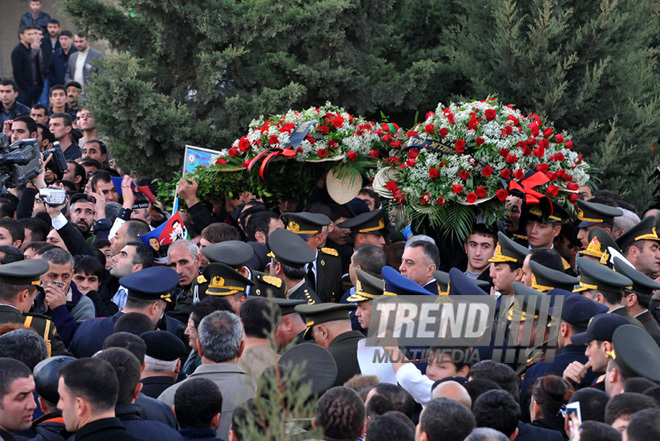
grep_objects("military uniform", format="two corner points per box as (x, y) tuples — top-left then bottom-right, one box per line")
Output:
(268, 228), (318, 304)
(288, 280), (320, 304)
(576, 199), (623, 232)
(636, 309), (660, 346)
(313, 247), (343, 302)
(251, 270), (288, 299)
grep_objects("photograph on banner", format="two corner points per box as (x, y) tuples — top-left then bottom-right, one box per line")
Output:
(141, 211), (189, 264)
(182, 145), (222, 175)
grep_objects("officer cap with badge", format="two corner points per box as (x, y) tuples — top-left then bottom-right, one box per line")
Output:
(616, 216), (660, 251)
(489, 231), (529, 266)
(570, 313), (629, 345)
(509, 282), (550, 322)
(613, 256), (660, 297)
(267, 229), (315, 268)
(282, 212), (331, 239)
(580, 227), (621, 266)
(432, 270), (490, 295)
(140, 330), (188, 362)
(0, 259), (50, 286)
(382, 265), (434, 296)
(574, 257), (632, 294)
(609, 324), (660, 383)
(196, 263), (254, 297)
(347, 268), (389, 302)
(273, 298), (306, 316)
(575, 199), (623, 228)
(295, 303), (356, 339)
(202, 240), (254, 269)
(119, 266), (179, 303)
(524, 198), (570, 224)
(338, 208), (388, 237)
(529, 260), (578, 292)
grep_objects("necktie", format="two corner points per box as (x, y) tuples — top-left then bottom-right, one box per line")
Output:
(307, 263), (316, 291)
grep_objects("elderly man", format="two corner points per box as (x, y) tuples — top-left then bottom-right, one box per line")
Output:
(399, 240), (441, 294)
(167, 240), (202, 322)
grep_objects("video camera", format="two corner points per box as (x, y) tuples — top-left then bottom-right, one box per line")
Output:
(0, 134), (68, 188)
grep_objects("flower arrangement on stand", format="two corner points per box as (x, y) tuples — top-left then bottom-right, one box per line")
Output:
(374, 97), (590, 242)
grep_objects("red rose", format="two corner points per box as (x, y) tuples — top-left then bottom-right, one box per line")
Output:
(347, 151), (357, 162)
(437, 197), (445, 205)
(569, 193), (580, 203)
(426, 111), (435, 119)
(499, 148), (510, 157)
(420, 194), (431, 205)
(368, 149), (379, 158)
(565, 140), (574, 149)
(268, 135), (279, 146)
(538, 139), (549, 149)
(536, 163), (549, 173)
(317, 149), (328, 158)
(567, 182), (579, 191)
(455, 139), (466, 153)
(215, 158), (228, 165)
(447, 114), (455, 124)
(555, 152), (565, 161)
(279, 123), (296, 134)
(482, 166), (493, 177)
(331, 115), (344, 128)
(505, 154), (518, 164)
(485, 109), (496, 121)
(296, 147), (303, 154)
(382, 133), (392, 142)
(543, 127), (554, 138)
(438, 161), (446, 168)
(529, 123), (540, 137)
(439, 128), (448, 138)
(327, 140), (339, 150)
(476, 137), (485, 147)
(546, 185), (559, 197)
(305, 135), (315, 145)
(390, 141), (401, 148)
(466, 192), (478, 204)
(547, 171), (558, 181)
(527, 138), (537, 146)
(500, 169), (511, 179)
(228, 147), (239, 158)
(408, 149), (419, 160)
(406, 159), (416, 167)
(496, 189), (508, 201)
(238, 137), (250, 152)
(522, 147), (532, 156)
(516, 141), (527, 149)
(407, 130), (418, 138)
(459, 170), (470, 180)
(317, 125), (330, 135)
(513, 169), (525, 180)
(386, 180), (397, 192)
(507, 115), (519, 125)
(425, 124), (435, 134)
(475, 186), (487, 198)
(533, 147), (545, 157)
(452, 184), (463, 194)
(504, 126), (513, 134)
(429, 168), (439, 178)
(555, 134), (564, 143)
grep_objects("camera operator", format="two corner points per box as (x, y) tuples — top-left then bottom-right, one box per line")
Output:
(8, 116), (38, 143)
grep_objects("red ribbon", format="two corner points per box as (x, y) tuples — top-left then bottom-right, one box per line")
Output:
(247, 148), (296, 179)
(508, 171), (550, 205)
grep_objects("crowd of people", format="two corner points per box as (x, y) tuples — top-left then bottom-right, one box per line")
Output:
(0, 1), (659, 441)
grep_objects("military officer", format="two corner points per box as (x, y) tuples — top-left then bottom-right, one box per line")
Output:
(574, 257), (645, 329)
(202, 240), (288, 299)
(616, 216), (660, 277)
(282, 212), (343, 303)
(579, 226), (621, 267)
(273, 298), (307, 351)
(0, 260), (69, 356)
(526, 260), (578, 292)
(489, 231), (529, 297)
(268, 229), (320, 304)
(194, 262), (254, 314)
(295, 302), (362, 386)
(338, 208), (389, 250)
(605, 324), (660, 396)
(612, 256), (660, 346)
(575, 199), (623, 248)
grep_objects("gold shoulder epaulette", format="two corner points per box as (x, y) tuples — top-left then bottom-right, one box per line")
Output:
(321, 247), (338, 257)
(261, 275), (283, 288)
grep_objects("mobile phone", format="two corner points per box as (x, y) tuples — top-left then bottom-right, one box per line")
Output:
(566, 402), (582, 439)
(50, 281), (65, 289)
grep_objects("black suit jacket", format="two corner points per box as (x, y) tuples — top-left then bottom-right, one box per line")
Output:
(328, 330), (363, 386)
(311, 248), (343, 302)
(516, 421), (564, 441)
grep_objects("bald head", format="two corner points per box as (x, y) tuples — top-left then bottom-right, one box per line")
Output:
(431, 381), (472, 409)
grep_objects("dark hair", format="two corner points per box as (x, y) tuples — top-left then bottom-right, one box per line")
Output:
(366, 393), (395, 419)
(95, 347), (142, 406)
(568, 387), (609, 422)
(125, 241), (154, 268)
(201, 223), (240, 243)
(59, 358), (119, 412)
(407, 240), (441, 268)
(643, 386), (660, 408)
(529, 248), (564, 272)
(0, 219), (25, 245)
(469, 223), (497, 244)
(191, 296), (234, 329)
(472, 390), (521, 437)
(48, 18), (60, 26)
(92, 238), (111, 249)
(366, 412), (414, 441)
(605, 392), (659, 425)
(37, 123), (55, 144)
(531, 375), (574, 424)
(85, 139), (107, 155)
(0, 246), (24, 265)
(123, 221), (151, 243)
(66, 161), (87, 187)
(50, 112), (72, 128)
(59, 30), (73, 38)
(464, 379), (502, 404)
(238, 201), (267, 231)
(577, 420), (622, 441)
(49, 84), (66, 96)
(328, 203), (352, 222)
(19, 218), (49, 243)
(315, 386), (365, 441)
(469, 360), (519, 401)
(625, 377), (657, 394)
(239, 297), (280, 339)
(112, 313), (154, 337)
(174, 378), (223, 429)
(276, 260), (306, 279)
(0, 357), (33, 396)
(102, 331), (148, 364)
(89, 170), (113, 192)
(80, 158), (103, 171)
(353, 244), (387, 277)
(0, 80), (18, 92)
(372, 383), (416, 420)
(246, 211), (280, 242)
(421, 397), (475, 441)
(358, 188), (381, 209)
(73, 255), (104, 283)
(0, 329), (47, 370)
(31, 103), (48, 113)
(627, 408), (660, 441)
(12, 115), (37, 135)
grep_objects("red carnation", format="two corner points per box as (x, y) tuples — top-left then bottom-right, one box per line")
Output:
(459, 170), (470, 180)
(529, 123), (540, 137)
(496, 189), (508, 201)
(347, 151), (357, 162)
(536, 163), (549, 173)
(516, 141), (527, 149)
(429, 168), (439, 178)
(426, 111), (435, 119)
(406, 159), (416, 167)
(513, 169), (525, 180)
(425, 124), (436, 134)
(228, 147), (239, 158)
(238, 137), (250, 151)
(386, 180), (397, 192)
(327, 140), (339, 150)
(543, 127), (554, 138)
(317, 149), (328, 158)
(466, 192), (478, 204)
(215, 158), (228, 165)
(546, 185), (559, 197)
(476, 137), (485, 147)
(455, 139), (466, 153)
(452, 184), (463, 194)
(382, 133), (392, 142)
(482, 166), (493, 177)
(439, 128), (448, 138)
(485, 109), (496, 121)
(318, 125), (330, 135)
(296, 147), (303, 154)
(268, 135), (279, 146)
(368, 149), (379, 158)
(476, 186), (487, 198)
(505, 154), (518, 164)
(501, 169), (511, 179)
(420, 193), (431, 205)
